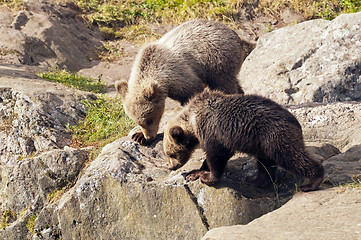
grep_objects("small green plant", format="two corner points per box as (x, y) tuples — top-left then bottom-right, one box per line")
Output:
(48, 188), (67, 204)
(0, 209), (17, 229)
(37, 69), (106, 94)
(341, 174), (361, 189)
(26, 215), (38, 234)
(256, 161), (281, 206)
(69, 95), (134, 147)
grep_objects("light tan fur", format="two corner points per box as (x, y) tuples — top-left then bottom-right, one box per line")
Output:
(116, 19), (252, 143)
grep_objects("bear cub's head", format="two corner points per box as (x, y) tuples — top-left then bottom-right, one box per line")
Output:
(163, 110), (199, 170)
(115, 80), (166, 140)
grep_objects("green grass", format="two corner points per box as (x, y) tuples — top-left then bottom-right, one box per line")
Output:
(2, 0), (361, 25)
(76, 0), (237, 26)
(74, 0), (361, 28)
(0, 0), (24, 9)
(69, 95), (134, 147)
(37, 69), (133, 158)
(316, 0), (361, 20)
(37, 69), (106, 94)
(76, 0), (237, 42)
(71, 0), (361, 45)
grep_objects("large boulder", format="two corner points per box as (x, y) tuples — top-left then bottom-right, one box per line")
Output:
(0, 65), (93, 239)
(239, 12), (361, 104)
(0, 65), (291, 240)
(0, 147), (89, 240)
(0, 64), (95, 162)
(49, 138), (285, 240)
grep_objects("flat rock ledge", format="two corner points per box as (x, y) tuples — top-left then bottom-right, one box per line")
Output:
(202, 187), (361, 240)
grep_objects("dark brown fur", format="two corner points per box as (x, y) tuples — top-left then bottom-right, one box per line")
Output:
(164, 90), (324, 192)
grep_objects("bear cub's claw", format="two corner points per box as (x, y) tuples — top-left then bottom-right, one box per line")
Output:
(132, 131), (148, 145)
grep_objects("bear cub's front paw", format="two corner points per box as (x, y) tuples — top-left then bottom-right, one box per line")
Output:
(132, 131), (148, 145)
(186, 170), (219, 185)
(186, 170), (206, 181)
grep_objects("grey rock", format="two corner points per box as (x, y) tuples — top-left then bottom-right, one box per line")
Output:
(201, 187), (361, 240)
(0, 64), (95, 161)
(324, 145), (361, 185)
(1, 72), (358, 240)
(0, 147), (89, 240)
(51, 137), (288, 240)
(240, 12), (361, 104)
(289, 101), (361, 151)
(306, 143), (341, 161)
(0, 64), (93, 239)
(0, 0), (102, 71)
(11, 11), (29, 30)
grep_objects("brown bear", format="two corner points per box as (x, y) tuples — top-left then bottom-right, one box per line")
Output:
(115, 19), (253, 145)
(163, 89), (324, 192)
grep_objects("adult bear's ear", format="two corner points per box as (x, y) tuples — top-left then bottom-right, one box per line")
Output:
(170, 126), (184, 144)
(143, 81), (159, 101)
(115, 80), (128, 99)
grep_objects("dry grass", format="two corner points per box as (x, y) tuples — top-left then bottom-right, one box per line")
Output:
(258, 0), (320, 18)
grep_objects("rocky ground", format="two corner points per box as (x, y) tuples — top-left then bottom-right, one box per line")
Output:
(0, 1), (361, 240)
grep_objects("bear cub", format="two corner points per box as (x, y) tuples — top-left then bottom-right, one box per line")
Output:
(115, 19), (252, 145)
(164, 89), (324, 192)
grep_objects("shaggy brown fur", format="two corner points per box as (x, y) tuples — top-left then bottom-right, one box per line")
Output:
(115, 19), (253, 145)
(164, 89), (324, 192)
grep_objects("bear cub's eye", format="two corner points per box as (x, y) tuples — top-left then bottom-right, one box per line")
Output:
(146, 119), (153, 125)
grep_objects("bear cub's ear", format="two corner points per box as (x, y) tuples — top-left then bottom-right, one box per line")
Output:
(115, 80), (128, 99)
(170, 126), (184, 144)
